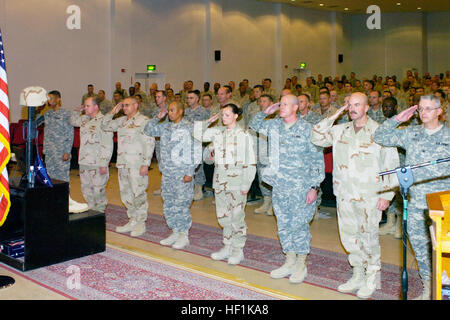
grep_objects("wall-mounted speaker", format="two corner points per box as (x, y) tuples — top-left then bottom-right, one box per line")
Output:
(338, 54), (344, 63)
(214, 50), (221, 61)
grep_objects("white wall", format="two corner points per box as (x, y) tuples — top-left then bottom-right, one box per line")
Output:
(349, 12), (424, 79)
(1, 0), (111, 122)
(427, 11), (450, 75)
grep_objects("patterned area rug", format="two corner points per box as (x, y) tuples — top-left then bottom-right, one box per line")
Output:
(106, 204), (422, 300)
(13, 246), (280, 300)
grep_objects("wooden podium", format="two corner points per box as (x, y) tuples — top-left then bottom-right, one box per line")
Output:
(427, 190), (450, 300)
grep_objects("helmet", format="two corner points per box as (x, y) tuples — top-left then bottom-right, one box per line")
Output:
(19, 86), (48, 107)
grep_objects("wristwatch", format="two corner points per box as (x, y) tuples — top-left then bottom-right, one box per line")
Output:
(311, 186), (320, 191)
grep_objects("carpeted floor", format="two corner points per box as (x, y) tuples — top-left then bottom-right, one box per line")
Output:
(8, 246), (282, 300)
(106, 204), (422, 300)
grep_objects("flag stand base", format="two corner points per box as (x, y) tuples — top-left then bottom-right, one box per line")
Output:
(0, 275), (15, 289)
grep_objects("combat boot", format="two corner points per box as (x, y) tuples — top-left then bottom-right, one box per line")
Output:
(270, 252), (296, 279)
(289, 254), (308, 284)
(394, 215), (402, 239)
(160, 231), (180, 246)
(193, 184), (203, 201)
(130, 222), (146, 237)
(116, 219), (137, 233)
(172, 232), (189, 250)
(254, 196), (271, 214)
(337, 266), (365, 293)
(379, 212), (395, 235)
(266, 205), (274, 216)
(356, 270), (378, 299)
(69, 196), (89, 213)
(211, 245), (233, 261)
(227, 247), (244, 265)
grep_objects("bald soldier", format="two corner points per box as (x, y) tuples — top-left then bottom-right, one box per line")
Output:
(250, 94), (324, 285)
(310, 92), (399, 299)
(101, 97), (155, 237)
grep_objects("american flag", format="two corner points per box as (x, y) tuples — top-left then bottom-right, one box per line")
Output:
(0, 28), (11, 227)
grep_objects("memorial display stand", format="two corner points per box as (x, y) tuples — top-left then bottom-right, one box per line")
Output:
(0, 179), (105, 271)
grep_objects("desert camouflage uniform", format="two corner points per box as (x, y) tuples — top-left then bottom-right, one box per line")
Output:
(197, 122), (256, 250)
(311, 116), (399, 275)
(250, 113), (325, 255)
(40, 108), (74, 183)
(374, 118), (450, 281)
(101, 112), (155, 224)
(144, 117), (198, 233)
(70, 111), (113, 212)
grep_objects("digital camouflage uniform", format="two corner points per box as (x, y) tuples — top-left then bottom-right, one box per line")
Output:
(150, 105), (169, 169)
(374, 118), (450, 281)
(101, 112), (155, 224)
(41, 108), (74, 183)
(250, 112), (325, 255)
(184, 106), (210, 188)
(311, 116), (399, 275)
(144, 117), (198, 233)
(70, 111), (114, 212)
(368, 107), (385, 124)
(197, 122), (256, 250)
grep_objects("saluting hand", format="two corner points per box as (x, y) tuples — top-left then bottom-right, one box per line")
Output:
(182, 175), (192, 183)
(110, 102), (123, 115)
(394, 105), (418, 123)
(331, 103), (348, 121)
(157, 108), (168, 119)
(207, 113), (219, 124)
(264, 102), (280, 115)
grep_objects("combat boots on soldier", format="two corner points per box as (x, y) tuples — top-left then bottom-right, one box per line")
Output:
(211, 245), (233, 261)
(337, 266), (365, 293)
(289, 254), (307, 284)
(270, 252), (296, 279)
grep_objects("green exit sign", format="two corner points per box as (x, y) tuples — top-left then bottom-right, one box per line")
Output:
(147, 65), (156, 72)
(299, 62), (306, 69)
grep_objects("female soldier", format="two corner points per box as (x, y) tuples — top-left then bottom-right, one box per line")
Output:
(196, 104), (256, 265)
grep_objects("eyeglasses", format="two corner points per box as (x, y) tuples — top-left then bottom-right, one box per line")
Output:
(417, 107), (440, 113)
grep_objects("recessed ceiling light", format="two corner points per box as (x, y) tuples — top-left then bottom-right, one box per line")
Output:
(319, 3), (324, 6)
(396, 2), (401, 5)
(417, 7), (422, 10)
(344, 7), (349, 11)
